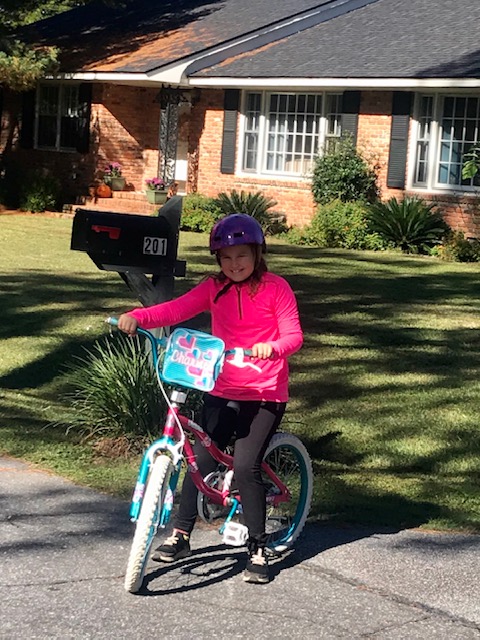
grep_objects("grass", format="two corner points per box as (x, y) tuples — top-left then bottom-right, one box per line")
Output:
(1, 213), (480, 533)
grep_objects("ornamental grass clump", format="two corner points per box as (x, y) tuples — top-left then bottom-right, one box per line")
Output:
(63, 334), (165, 440)
(213, 189), (283, 234)
(366, 196), (450, 254)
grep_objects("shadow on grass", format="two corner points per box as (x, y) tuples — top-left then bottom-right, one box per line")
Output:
(2, 238), (480, 531)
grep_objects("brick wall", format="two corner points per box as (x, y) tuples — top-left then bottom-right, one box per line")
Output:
(94, 84), (160, 190)
(193, 89), (480, 236)
(2, 83), (479, 236)
(0, 84), (160, 203)
(190, 89), (316, 228)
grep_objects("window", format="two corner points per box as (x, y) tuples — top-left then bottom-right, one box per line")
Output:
(241, 91), (342, 176)
(412, 94), (480, 190)
(36, 84), (85, 151)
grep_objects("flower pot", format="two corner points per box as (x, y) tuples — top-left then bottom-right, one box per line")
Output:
(110, 177), (126, 191)
(145, 189), (168, 205)
(96, 183), (112, 198)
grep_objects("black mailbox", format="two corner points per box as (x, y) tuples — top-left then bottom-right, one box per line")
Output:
(71, 204), (185, 276)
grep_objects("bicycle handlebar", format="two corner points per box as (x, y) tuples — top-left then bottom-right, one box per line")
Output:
(105, 317), (255, 360)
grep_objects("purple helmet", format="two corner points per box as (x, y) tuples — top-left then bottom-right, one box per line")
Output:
(209, 214), (266, 254)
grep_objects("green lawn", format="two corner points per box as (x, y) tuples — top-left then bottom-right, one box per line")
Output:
(1, 213), (480, 532)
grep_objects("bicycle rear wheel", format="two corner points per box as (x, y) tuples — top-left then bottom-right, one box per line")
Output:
(263, 433), (313, 553)
(124, 454), (173, 593)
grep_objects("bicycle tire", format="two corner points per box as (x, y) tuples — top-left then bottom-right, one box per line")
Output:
(124, 454), (173, 593)
(263, 432), (313, 553)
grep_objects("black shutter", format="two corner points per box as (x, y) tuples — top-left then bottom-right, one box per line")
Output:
(341, 91), (361, 145)
(387, 92), (413, 189)
(20, 90), (36, 149)
(220, 89), (239, 174)
(76, 83), (92, 154)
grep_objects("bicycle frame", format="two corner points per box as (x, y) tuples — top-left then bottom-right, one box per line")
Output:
(112, 321), (292, 531)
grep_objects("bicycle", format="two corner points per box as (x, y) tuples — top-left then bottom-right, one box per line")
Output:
(106, 318), (313, 593)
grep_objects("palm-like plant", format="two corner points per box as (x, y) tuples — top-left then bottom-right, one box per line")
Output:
(213, 189), (281, 233)
(367, 196), (450, 254)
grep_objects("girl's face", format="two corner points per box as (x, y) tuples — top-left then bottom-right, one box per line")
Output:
(218, 244), (255, 282)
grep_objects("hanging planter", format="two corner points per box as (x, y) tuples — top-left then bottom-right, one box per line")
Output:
(145, 189), (168, 205)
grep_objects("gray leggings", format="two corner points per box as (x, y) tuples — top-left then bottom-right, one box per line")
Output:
(173, 394), (286, 544)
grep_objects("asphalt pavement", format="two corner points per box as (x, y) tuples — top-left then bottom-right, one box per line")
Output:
(1, 456), (479, 639)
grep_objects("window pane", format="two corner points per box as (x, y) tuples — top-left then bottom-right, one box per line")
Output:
(264, 92), (322, 174)
(37, 116), (57, 148)
(437, 95), (480, 186)
(413, 95), (433, 185)
(37, 84), (83, 151)
(242, 92), (261, 171)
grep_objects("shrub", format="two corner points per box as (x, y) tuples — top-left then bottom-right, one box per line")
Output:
(285, 200), (388, 250)
(62, 335), (164, 439)
(311, 137), (379, 205)
(366, 196), (450, 254)
(19, 171), (61, 212)
(180, 193), (223, 233)
(213, 189), (280, 233)
(433, 231), (480, 262)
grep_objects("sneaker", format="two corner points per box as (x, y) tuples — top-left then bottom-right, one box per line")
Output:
(243, 545), (270, 584)
(151, 531), (191, 563)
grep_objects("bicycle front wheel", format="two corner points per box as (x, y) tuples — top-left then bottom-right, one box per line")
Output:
(263, 433), (313, 553)
(124, 454), (173, 593)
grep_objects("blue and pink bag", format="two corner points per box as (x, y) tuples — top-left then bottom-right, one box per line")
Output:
(161, 328), (226, 391)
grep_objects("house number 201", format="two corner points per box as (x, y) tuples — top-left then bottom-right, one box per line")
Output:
(143, 237), (167, 256)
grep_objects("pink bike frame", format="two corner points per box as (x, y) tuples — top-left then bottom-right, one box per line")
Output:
(165, 403), (291, 508)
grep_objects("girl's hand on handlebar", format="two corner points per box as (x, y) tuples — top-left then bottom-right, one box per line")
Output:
(251, 342), (274, 359)
(118, 314), (138, 336)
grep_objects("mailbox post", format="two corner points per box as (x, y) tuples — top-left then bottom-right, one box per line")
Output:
(71, 196), (186, 307)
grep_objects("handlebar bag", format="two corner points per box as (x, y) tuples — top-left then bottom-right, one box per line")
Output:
(161, 328), (226, 391)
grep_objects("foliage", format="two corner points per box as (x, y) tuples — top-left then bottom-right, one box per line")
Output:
(366, 196), (450, 254)
(180, 193), (223, 233)
(0, 40), (58, 91)
(433, 231), (480, 262)
(285, 200), (388, 250)
(311, 137), (379, 205)
(0, 0), (89, 29)
(0, 1), (120, 90)
(462, 143), (480, 180)
(145, 177), (166, 191)
(103, 162), (122, 184)
(62, 335), (166, 439)
(213, 189), (281, 234)
(2, 217), (480, 530)
(18, 170), (61, 212)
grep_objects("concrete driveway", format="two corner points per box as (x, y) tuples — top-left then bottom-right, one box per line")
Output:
(1, 457), (479, 639)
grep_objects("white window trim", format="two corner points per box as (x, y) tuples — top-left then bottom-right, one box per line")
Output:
(408, 91), (480, 196)
(236, 89), (341, 181)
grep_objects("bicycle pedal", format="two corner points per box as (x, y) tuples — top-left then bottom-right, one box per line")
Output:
(221, 522), (249, 547)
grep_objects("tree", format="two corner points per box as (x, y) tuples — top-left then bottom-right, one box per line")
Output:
(0, 0), (108, 90)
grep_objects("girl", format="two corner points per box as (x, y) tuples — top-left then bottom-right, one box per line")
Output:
(118, 213), (303, 584)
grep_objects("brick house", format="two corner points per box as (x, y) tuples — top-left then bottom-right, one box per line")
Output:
(1, 0), (480, 233)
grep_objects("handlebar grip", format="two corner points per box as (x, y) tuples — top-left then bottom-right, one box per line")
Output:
(105, 317), (119, 326)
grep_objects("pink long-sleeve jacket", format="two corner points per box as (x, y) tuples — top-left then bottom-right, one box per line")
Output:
(128, 273), (303, 402)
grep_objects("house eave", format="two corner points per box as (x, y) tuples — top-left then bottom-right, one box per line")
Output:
(188, 77), (480, 90)
(50, 69), (190, 87)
